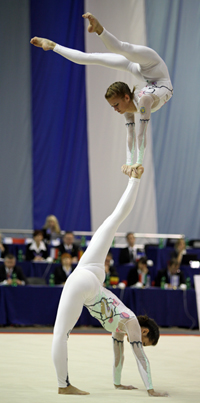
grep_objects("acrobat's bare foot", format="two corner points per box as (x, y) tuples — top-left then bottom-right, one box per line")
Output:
(58, 385), (90, 395)
(30, 37), (56, 51)
(82, 12), (103, 35)
(132, 165), (144, 179)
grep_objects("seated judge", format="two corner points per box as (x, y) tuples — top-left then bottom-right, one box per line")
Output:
(0, 233), (9, 259)
(104, 252), (119, 287)
(127, 257), (149, 287)
(118, 232), (137, 265)
(58, 231), (79, 263)
(25, 230), (49, 261)
(42, 215), (61, 242)
(170, 238), (186, 264)
(54, 253), (74, 285)
(0, 254), (27, 285)
(155, 258), (186, 289)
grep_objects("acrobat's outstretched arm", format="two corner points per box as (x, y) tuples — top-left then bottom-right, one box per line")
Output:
(112, 332), (138, 390)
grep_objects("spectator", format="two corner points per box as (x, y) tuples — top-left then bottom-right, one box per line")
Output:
(25, 230), (49, 261)
(43, 215), (61, 242)
(171, 238), (186, 264)
(104, 252), (119, 287)
(127, 257), (149, 287)
(0, 233), (9, 259)
(54, 253), (74, 285)
(0, 254), (27, 285)
(155, 258), (186, 289)
(118, 232), (137, 265)
(59, 232), (79, 263)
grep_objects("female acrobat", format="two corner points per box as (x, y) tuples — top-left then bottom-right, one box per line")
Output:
(30, 12), (173, 176)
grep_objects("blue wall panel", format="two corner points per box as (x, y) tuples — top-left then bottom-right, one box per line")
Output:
(30, 0), (91, 231)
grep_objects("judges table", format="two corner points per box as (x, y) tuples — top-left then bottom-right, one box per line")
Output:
(0, 285), (198, 329)
(11, 261), (200, 288)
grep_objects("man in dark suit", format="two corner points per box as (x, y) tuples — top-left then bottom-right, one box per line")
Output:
(0, 233), (9, 259)
(59, 232), (79, 263)
(0, 254), (27, 285)
(119, 232), (137, 265)
(155, 258), (186, 289)
(127, 257), (149, 287)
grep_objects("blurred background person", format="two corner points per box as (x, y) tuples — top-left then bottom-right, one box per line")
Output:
(155, 258), (186, 289)
(0, 233), (9, 259)
(127, 257), (149, 288)
(25, 230), (49, 262)
(0, 254), (27, 285)
(54, 253), (74, 285)
(104, 251), (119, 287)
(43, 215), (61, 242)
(170, 238), (186, 264)
(118, 232), (137, 265)
(59, 231), (79, 263)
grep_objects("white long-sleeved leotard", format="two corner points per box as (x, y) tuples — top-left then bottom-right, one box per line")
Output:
(85, 285), (153, 389)
(52, 174), (153, 391)
(53, 28), (173, 164)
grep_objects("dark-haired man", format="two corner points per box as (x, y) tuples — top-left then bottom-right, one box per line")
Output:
(0, 254), (27, 285)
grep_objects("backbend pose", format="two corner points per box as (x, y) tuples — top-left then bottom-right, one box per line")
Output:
(30, 12), (173, 176)
(51, 165), (167, 397)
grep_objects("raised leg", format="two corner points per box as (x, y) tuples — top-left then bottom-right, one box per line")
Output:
(78, 167), (144, 268)
(82, 12), (162, 68)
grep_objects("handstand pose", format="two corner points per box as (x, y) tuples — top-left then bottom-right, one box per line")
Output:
(51, 165), (167, 397)
(30, 12), (173, 176)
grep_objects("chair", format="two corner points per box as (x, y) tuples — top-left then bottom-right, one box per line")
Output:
(166, 238), (177, 247)
(188, 239), (200, 248)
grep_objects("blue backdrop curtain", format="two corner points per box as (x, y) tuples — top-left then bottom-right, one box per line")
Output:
(145, 0), (200, 238)
(30, 0), (91, 231)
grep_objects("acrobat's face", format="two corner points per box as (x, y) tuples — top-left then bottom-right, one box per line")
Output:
(142, 335), (153, 347)
(141, 327), (153, 347)
(107, 94), (131, 114)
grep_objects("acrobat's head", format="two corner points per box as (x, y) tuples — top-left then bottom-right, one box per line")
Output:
(137, 315), (160, 346)
(105, 81), (136, 114)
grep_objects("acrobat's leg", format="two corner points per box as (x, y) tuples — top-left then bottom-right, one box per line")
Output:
(53, 45), (135, 73)
(99, 28), (162, 68)
(78, 167), (143, 268)
(31, 36), (144, 79)
(82, 13), (162, 68)
(52, 270), (98, 394)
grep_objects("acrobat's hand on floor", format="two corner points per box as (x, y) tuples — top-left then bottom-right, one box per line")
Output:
(115, 384), (138, 390)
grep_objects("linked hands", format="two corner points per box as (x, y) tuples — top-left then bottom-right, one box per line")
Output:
(121, 163), (143, 178)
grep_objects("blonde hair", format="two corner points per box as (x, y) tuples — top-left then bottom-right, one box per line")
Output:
(43, 215), (61, 233)
(175, 238), (186, 248)
(105, 81), (135, 101)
